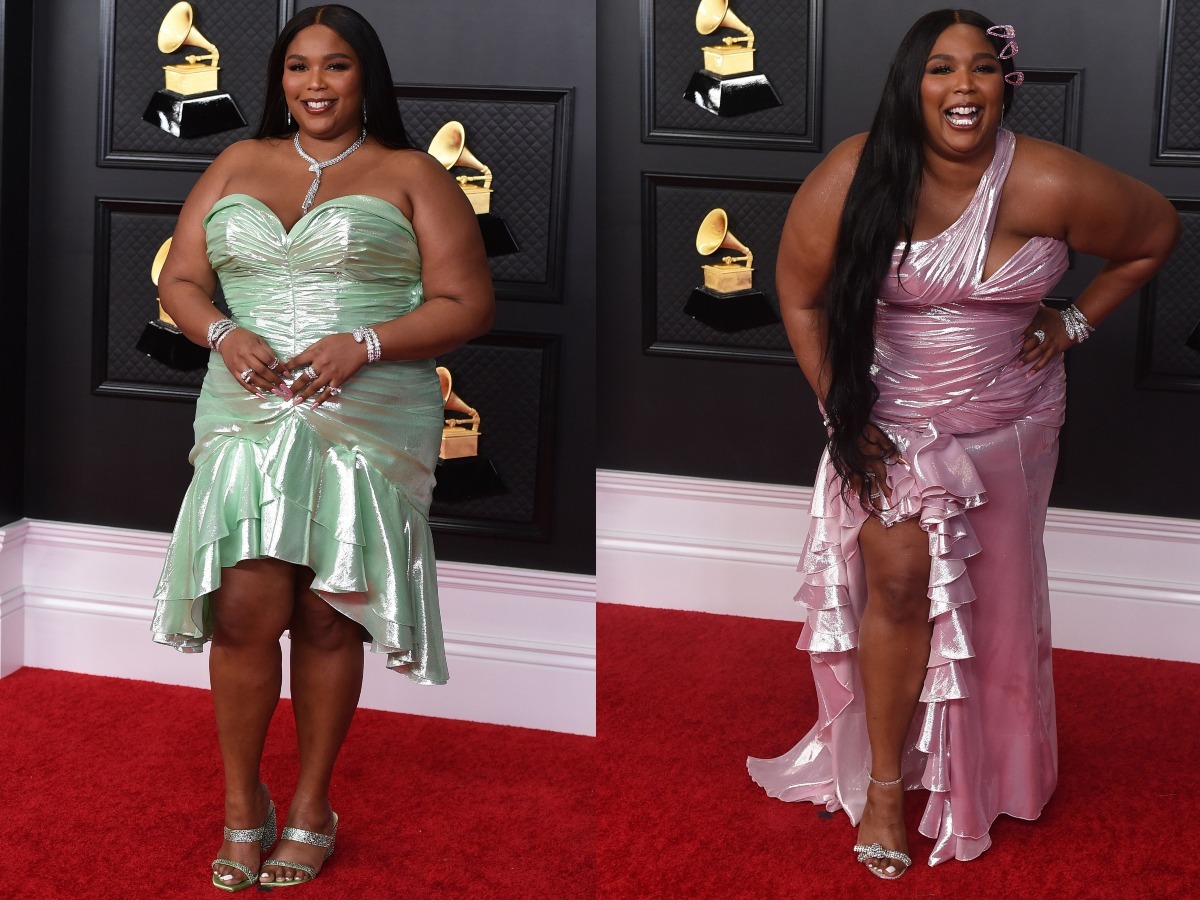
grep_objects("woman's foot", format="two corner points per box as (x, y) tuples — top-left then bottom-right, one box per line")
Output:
(854, 777), (910, 879)
(212, 782), (273, 889)
(259, 801), (337, 884)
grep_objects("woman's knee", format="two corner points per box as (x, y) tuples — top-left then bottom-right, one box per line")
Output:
(210, 560), (295, 646)
(866, 572), (931, 625)
(290, 592), (360, 651)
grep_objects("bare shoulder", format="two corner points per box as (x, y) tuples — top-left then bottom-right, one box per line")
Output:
(382, 146), (454, 187)
(199, 138), (291, 194)
(1010, 133), (1122, 197)
(808, 132), (867, 193)
(786, 132), (866, 226)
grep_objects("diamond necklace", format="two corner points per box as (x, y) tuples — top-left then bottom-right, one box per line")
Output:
(293, 128), (367, 214)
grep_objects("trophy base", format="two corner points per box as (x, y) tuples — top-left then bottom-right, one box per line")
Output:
(143, 89), (247, 139)
(1187, 320), (1200, 353)
(433, 455), (508, 502)
(684, 70), (782, 117)
(136, 320), (210, 370)
(684, 287), (779, 333)
(477, 212), (520, 257)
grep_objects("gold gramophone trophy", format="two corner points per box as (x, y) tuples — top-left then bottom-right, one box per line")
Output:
(142, 2), (246, 138)
(428, 121), (519, 257)
(135, 237), (210, 369)
(684, 208), (778, 331)
(683, 0), (781, 117)
(432, 366), (507, 502)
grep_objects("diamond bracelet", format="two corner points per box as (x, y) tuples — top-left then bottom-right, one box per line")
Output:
(352, 326), (382, 363)
(206, 318), (239, 350)
(1059, 303), (1095, 344)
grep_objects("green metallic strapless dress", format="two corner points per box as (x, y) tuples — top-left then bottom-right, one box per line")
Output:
(151, 193), (448, 685)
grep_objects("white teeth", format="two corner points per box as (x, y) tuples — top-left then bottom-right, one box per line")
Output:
(945, 106), (980, 126)
(303, 100), (333, 110)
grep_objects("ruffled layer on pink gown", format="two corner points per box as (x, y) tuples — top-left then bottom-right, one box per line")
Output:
(748, 130), (1070, 865)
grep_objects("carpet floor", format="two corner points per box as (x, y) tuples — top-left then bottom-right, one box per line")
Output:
(0, 668), (594, 899)
(598, 603), (1200, 899)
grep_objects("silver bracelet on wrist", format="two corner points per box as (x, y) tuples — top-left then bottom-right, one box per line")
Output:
(207, 318), (239, 350)
(1059, 304), (1094, 344)
(352, 326), (382, 363)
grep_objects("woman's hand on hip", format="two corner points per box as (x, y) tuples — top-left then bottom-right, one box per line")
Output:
(284, 333), (368, 408)
(1019, 304), (1071, 372)
(219, 327), (289, 397)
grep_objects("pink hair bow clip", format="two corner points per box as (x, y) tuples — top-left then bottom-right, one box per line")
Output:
(986, 24), (1024, 85)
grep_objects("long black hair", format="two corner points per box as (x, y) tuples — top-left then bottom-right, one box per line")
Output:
(253, 4), (413, 149)
(823, 9), (1016, 508)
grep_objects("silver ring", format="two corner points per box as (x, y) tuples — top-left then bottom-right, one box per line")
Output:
(303, 365), (319, 379)
(267, 359), (280, 371)
(1033, 329), (1046, 345)
(328, 386), (342, 396)
(239, 368), (254, 383)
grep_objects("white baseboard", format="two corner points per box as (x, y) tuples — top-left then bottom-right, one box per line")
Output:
(0, 519), (595, 736)
(597, 469), (1200, 664)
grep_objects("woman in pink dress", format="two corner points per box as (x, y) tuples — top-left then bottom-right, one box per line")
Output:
(746, 9), (1179, 879)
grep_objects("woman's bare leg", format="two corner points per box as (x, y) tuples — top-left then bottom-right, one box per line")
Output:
(260, 581), (364, 884)
(854, 515), (934, 876)
(209, 557), (296, 887)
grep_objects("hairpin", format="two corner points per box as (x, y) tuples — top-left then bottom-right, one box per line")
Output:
(986, 24), (1024, 85)
(986, 24), (1019, 59)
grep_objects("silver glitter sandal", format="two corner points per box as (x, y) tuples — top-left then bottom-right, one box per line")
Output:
(853, 842), (912, 880)
(260, 812), (338, 886)
(211, 800), (277, 892)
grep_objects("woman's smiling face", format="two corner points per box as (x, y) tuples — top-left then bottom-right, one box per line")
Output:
(919, 23), (1006, 158)
(281, 24), (364, 141)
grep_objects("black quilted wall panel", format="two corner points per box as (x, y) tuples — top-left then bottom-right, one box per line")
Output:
(100, 0), (291, 168)
(429, 335), (557, 538)
(1156, 0), (1200, 163)
(395, 86), (572, 301)
(644, 174), (798, 362)
(643, 0), (821, 148)
(1138, 201), (1200, 391)
(1005, 69), (1082, 148)
(93, 199), (230, 399)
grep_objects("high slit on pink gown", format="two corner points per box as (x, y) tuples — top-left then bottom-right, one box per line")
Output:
(747, 130), (1069, 865)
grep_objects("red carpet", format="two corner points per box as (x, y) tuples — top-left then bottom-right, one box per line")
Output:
(598, 604), (1200, 899)
(0, 668), (593, 899)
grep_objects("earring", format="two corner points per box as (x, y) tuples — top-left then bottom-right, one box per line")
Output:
(286, 107), (292, 127)
(362, 100), (368, 126)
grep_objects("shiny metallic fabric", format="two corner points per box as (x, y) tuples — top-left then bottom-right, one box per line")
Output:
(749, 131), (1067, 863)
(152, 194), (447, 685)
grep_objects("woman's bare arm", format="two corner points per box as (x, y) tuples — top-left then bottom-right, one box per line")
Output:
(776, 134), (864, 403)
(158, 141), (290, 394)
(1014, 138), (1181, 369)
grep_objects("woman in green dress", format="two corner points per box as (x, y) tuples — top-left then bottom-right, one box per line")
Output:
(150, 5), (493, 890)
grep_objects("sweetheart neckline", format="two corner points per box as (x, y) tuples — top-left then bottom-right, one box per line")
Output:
(208, 192), (415, 238)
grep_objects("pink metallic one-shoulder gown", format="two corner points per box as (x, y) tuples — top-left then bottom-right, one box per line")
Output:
(748, 130), (1069, 865)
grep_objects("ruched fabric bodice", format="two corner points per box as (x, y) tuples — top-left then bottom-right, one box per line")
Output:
(205, 194), (425, 359)
(873, 129), (1069, 435)
(749, 131), (1066, 864)
(152, 194), (448, 685)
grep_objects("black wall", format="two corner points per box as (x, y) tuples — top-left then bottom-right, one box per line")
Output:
(22, 0), (596, 573)
(0, 0), (32, 527)
(598, 0), (1200, 519)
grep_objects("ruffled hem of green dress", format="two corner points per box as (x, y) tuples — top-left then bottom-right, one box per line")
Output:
(150, 416), (447, 685)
